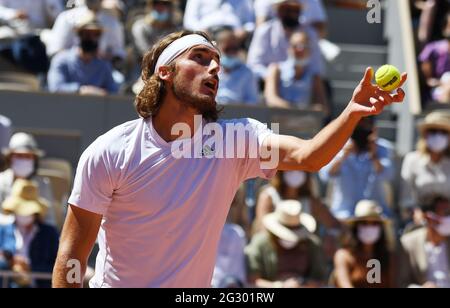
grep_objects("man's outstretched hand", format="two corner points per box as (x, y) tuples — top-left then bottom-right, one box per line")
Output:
(349, 67), (408, 118)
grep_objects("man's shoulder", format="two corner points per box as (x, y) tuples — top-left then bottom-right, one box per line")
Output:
(83, 119), (142, 158)
(401, 227), (427, 249)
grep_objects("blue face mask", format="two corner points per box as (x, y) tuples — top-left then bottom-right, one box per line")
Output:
(221, 55), (241, 70)
(150, 10), (170, 22)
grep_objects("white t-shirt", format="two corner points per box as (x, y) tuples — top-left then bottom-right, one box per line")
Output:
(68, 117), (276, 288)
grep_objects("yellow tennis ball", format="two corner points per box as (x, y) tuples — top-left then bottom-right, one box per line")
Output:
(375, 65), (401, 92)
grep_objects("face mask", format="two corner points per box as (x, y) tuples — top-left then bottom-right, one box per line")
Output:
(80, 39), (99, 54)
(11, 158), (35, 179)
(283, 171), (307, 189)
(293, 57), (310, 68)
(281, 16), (299, 29)
(427, 133), (449, 153)
(150, 10), (170, 22)
(221, 55), (241, 70)
(436, 216), (450, 237)
(357, 225), (382, 245)
(278, 238), (298, 250)
(15, 215), (35, 228)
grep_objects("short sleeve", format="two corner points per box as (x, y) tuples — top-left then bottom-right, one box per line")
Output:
(419, 43), (436, 63)
(68, 139), (116, 216)
(233, 118), (277, 181)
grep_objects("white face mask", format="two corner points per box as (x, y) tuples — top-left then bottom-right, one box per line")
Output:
(357, 225), (382, 245)
(436, 216), (450, 237)
(283, 171), (307, 189)
(426, 133), (449, 153)
(11, 158), (35, 178)
(278, 238), (298, 250)
(15, 215), (35, 228)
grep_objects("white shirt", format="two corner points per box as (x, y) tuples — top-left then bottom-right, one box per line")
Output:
(68, 117), (275, 288)
(46, 6), (126, 59)
(401, 152), (450, 208)
(212, 223), (247, 288)
(425, 242), (450, 288)
(14, 224), (39, 264)
(0, 0), (63, 29)
(254, 0), (327, 25)
(183, 0), (255, 32)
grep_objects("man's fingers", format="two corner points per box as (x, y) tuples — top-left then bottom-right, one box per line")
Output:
(398, 73), (408, 88)
(360, 67), (374, 85)
(392, 88), (406, 102)
(375, 90), (394, 105)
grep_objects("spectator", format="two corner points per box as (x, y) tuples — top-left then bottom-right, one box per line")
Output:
(47, 14), (119, 95)
(334, 200), (396, 288)
(247, 0), (323, 80)
(254, 170), (340, 233)
(399, 195), (450, 288)
(319, 117), (395, 220)
(214, 27), (259, 106)
(47, 0), (126, 60)
(0, 133), (54, 221)
(264, 29), (328, 112)
(0, 115), (11, 179)
(0, 0), (63, 30)
(132, 0), (181, 58)
(246, 200), (327, 288)
(212, 207), (247, 288)
(183, 0), (255, 43)
(401, 111), (450, 213)
(418, 0), (449, 45)
(0, 179), (58, 288)
(419, 12), (450, 104)
(254, 0), (327, 38)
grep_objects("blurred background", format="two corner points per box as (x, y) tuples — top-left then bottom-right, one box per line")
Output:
(0, 0), (449, 288)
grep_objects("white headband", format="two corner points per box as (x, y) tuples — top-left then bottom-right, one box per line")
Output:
(154, 34), (218, 74)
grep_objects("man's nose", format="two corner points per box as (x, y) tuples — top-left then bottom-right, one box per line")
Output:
(208, 59), (221, 75)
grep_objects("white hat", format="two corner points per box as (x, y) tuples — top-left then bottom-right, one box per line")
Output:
(263, 200), (316, 244)
(2, 133), (44, 157)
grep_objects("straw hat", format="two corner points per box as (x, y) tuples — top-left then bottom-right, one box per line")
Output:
(2, 179), (48, 219)
(2, 132), (44, 157)
(263, 200), (316, 244)
(76, 11), (103, 33)
(272, 0), (302, 7)
(346, 200), (390, 225)
(418, 110), (450, 136)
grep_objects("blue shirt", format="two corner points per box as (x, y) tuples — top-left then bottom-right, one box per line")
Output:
(47, 48), (119, 94)
(278, 58), (315, 108)
(247, 19), (323, 79)
(217, 64), (259, 105)
(319, 139), (395, 219)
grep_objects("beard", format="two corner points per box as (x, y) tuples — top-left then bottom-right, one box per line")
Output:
(171, 71), (220, 122)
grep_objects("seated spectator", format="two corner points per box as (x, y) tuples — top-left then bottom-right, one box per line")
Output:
(247, 0), (323, 80)
(264, 29), (328, 112)
(0, 179), (58, 288)
(47, 15), (119, 95)
(0, 133), (55, 226)
(254, 170), (340, 233)
(334, 200), (396, 288)
(419, 12), (450, 104)
(401, 111), (450, 222)
(0, 0), (63, 30)
(47, 0), (126, 61)
(214, 27), (259, 105)
(399, 195), (450, 288)
(255, 0), (327, 38)
(132, 0), (181, 58)
(319, 117), (395, 220)
(212, 195), (247, 288)
(183, 0), (255, 43)
(246, 200), (327, 288)
(0, 115), (11, 172)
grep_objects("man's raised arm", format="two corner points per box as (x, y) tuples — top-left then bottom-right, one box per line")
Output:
(264, 67), (407, 172)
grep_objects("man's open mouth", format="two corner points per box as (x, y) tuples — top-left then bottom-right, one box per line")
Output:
(203, 79), (218, 92)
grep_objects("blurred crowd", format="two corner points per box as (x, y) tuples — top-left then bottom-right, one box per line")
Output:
(0, 0), (449, 288)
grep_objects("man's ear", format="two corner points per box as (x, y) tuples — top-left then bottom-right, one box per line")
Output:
(158, 66), (174, 82)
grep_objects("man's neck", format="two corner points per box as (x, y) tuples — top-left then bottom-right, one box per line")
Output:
(78, 49), (96, 63)
(152, 93), (201, 143)
(428, 227), (446, 246)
